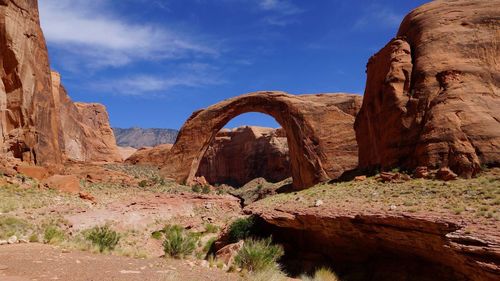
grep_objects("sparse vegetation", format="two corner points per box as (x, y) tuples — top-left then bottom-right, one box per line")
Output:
(235, 237), (284, 272)
(228, 216), (256, 243)
(202, 185), (211, 194)
(85, 225), (121, 253)
(162, 225), (198, 259)
(191, 185), (202, 193)
(301, 268), (340, 281)
(44, 225), (65, 244)
(204, 223), (219, 234)
(0, 216), (34, 239)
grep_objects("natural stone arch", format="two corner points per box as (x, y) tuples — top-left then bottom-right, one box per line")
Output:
(161, 91), (362, 190)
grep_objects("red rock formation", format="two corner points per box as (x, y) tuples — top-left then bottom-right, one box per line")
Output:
(161, 92), (362, 189)
(355, 0), (500, 177)
(0, 1), (121, 166)
(51, 71), (122, 163)
(0, 0), (62, 165)
(196, 126), (290, 187)
(126, 144), (173, 166)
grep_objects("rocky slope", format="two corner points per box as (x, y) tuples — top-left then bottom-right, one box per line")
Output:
(355, 0), (500, 177)
(125, 144), (173, 166)
(0, 0), (121, 166)
(113, 128), (178, 148)
(196, 126), (290, 187)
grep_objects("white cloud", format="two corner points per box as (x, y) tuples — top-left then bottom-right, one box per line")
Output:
(39, 0), (217, 69)
(91, 63), (224, 96)
(354, 6), (403, 30)
(258, 0), (302, 15)
(255, 0), (303, 27)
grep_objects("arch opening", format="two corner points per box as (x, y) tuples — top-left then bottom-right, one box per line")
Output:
(195, 112), (291, 187)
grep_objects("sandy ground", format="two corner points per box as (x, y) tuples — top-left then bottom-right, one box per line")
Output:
(0, 244), (238, 281)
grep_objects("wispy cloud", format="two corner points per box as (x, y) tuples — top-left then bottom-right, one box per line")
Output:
(353, 5), (403, 30)
(256, 0), (303, 27)
(39, 0), (217, 70)
(258, 0), (302, 15)
(91, 63), (224, 97)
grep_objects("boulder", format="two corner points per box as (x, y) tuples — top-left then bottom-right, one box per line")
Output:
(15, 165), (49, 180)
(196, 126), (290, 187)
(355, 0), (500, 177)
(43, 175), (80, 194)
(215, 241), (244, 267)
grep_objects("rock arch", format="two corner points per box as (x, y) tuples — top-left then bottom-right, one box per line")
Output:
(161, 91), (362, 190)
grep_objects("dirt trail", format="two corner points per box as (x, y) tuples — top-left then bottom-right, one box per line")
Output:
(0, 244), (237, 281)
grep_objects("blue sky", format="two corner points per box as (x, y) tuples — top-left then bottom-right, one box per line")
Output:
(39, 0), (428, 129)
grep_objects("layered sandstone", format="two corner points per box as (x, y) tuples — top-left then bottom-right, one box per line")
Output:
(0, 0), (61, 165)
(161, 91), (362, 189)
(355, 0), (500, 176)
(196, 126), (290, 187)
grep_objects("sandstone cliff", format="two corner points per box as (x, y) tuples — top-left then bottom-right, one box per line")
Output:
(355, 0), (500, 177)
(0, 1), (121, 166)
(196, 126), (290, 187)
(0, 0), (61, 165)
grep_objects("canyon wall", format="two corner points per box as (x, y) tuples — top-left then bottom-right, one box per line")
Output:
(0, 0), (121, 166)
(196, 126), (290, 187)
(355, 0), (500, 176)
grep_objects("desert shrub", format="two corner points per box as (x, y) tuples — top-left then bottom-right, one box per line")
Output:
(0, 216), (33, 239)
(138, 180), (148, 188)
(204, 223), (219, 234)
(228, 216), (255, 243)
(202, 185), (211, 194)
(235, 237), (284, 272)
(191, 185), (202, 193)
(44, 225), (65, 244)
(301, 268), (340, 281)
(86, 225), (120, 253)
(162, 225), (197, 259)
(151, 230), (163, 240)
(243, 266), (289, 281)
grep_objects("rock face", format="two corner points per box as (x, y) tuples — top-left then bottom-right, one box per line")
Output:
(126, 144), (173, 166)
(0, 0), (62, 165)
(355, 0), (500, 177)
(113, 128), (178, 148)
(0, 1), (121, 166)
(51, 71), (121, 163)
(247, 206), (499, 281)
(161, 91), (362, 189)
(196, 126), (290, 187)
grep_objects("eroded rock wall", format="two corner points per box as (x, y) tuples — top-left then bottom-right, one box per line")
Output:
(355, 0), (500, 176)
(196, 126), (290, 187)
(0, 0), (61, 165)
(51, 71), (122, 163)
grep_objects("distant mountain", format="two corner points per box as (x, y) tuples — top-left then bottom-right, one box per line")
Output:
(113, 128), (179, 148)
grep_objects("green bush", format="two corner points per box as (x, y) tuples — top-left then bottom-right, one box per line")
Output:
(228, 217), (255, 243)
(202, 185), (211, 194)
(203, 237), (216, 254)
(204, 223), (219, 234)
(235, 237), (284, 272)
(44, 225), (65, 244)
(162, 225), (197, 259)
(86, 225), (120, 253)
(301, 268), (340, 281)
(191, 185), (202, 193)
